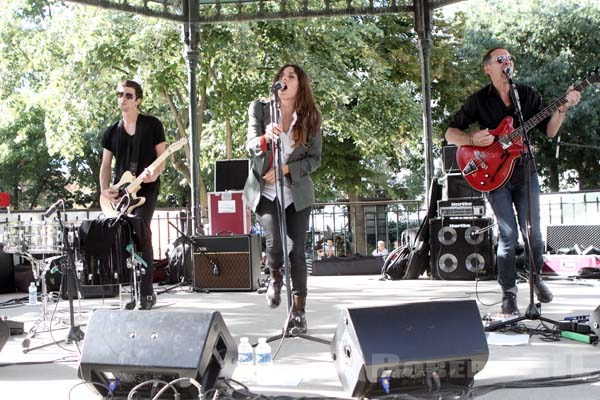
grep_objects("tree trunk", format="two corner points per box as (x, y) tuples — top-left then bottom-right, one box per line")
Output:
(225, 115), (233, 159)
(348, 191), (366, 256)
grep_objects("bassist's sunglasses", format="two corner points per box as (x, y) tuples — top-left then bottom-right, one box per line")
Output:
(116, 91), (135, 100)
(495, 55), (514, 64)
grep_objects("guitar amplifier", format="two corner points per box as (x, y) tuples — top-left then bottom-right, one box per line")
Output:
(192, 235), (261, 291)
(438, 198), (486, 218)
(429, 217), (495, 280)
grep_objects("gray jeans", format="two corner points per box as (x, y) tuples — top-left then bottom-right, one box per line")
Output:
(256, 196), (312, 297)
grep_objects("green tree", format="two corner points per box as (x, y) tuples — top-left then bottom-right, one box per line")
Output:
(448, 0), (600, 191)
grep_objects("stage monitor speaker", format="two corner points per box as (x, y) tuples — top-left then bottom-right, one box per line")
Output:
(446, 173), (483, 199)
(214, 159), (250, 192)
(331, 300), (489, 397)
(193, 234), (261, 291)
(79, 309), (237, 399)
(429, 218), (494, 280)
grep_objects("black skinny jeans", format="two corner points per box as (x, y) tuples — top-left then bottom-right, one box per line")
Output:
(131, 190), (157, 297)
(256, 196), (311, 297)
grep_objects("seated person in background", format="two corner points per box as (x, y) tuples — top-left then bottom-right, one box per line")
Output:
(325, 239), (336, 258)
(372, 240), (389, 257)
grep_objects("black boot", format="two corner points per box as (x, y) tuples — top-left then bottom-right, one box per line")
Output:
(533, 275), (553, 303)
(266, 269), (283, 309)
(125, 294), (156, 310)
(140, 294), (157, 310)
(286, 295), (307, 336)
(501, 291), (520, 316)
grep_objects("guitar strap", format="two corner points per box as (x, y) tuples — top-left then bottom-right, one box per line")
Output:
(128, 115), (144, 174)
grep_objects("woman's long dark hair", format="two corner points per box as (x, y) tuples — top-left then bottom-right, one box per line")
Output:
(273, 64), (320, 146)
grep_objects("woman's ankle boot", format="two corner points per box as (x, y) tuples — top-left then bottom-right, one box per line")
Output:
(266, 269), (283, 308)
(287, 295), (307, 335)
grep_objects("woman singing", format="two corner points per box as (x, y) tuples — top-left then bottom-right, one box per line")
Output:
(243, 64), (322, 334)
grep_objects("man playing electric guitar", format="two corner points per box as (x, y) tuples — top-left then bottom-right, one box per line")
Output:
(445, 47), (580, 316)
(99, 79), (166, 310)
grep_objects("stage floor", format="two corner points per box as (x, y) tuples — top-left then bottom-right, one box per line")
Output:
(1, 274), (600, 399)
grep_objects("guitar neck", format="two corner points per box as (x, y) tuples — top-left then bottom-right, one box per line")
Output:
(127, 144), (180, 192)
(511, 72), (599, 140)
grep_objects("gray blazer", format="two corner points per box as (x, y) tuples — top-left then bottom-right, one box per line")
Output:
(242, 99), (322, 213)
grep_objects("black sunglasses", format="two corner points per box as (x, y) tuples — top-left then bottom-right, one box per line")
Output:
(116, 91), (135, 100)
(495, 55), (514, 64)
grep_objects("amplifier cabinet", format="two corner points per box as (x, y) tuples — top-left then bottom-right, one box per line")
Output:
(446, 173), (483, 199)
(429, 218), (495, 280)
(442, 145), (460, 173)
(546, 225), (600, 252)
(193, 235), (261, 291)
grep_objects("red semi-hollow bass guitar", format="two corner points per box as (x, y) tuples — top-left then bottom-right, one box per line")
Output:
(456, 68), (599, 193)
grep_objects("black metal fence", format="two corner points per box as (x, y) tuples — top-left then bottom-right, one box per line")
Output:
(2, 190), (600, 262)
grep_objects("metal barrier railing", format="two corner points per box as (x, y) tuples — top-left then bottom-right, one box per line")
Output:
(2, 190), (600, 262)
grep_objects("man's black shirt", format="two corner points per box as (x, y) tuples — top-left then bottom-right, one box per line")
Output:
(101, 113), (165, 196)
(448, 82), (550, 135)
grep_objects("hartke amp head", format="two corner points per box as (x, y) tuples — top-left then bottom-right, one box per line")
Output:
(79, 309), (237, 399)
(429, 218), (495, 280)
(193, 235), (262, 291)
(331, 300), (489, 398)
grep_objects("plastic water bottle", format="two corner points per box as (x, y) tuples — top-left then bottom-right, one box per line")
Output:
(255, 337), (272, 376)
(236, 337), (254, 384)
(28, 282), (37, 305)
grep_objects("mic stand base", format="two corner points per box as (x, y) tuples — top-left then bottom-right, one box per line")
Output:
(266, 331), (330, 346)
(485, 302), (558, 332)
(65, 325), (85, 344)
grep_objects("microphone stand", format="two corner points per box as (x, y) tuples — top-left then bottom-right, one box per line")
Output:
(486, 73), (558, 331)
(265, 89), (329, 354)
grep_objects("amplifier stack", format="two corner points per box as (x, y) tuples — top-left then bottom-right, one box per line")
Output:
(432, 146), (495, 280)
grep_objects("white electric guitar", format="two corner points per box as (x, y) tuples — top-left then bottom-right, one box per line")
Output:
(100, 137), (187, 217)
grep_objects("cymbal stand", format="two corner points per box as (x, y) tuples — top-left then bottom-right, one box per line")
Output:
(21, 254), (60, 350)
(23, 211), (84, 352)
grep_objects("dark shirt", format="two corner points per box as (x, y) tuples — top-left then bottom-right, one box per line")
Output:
(101, 113), (166, 196)
(448, 82), (549, 135)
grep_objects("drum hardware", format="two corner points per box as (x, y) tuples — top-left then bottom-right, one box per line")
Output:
(22, 202), (85, 353)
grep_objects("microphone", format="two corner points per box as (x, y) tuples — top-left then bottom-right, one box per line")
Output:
(503, 66), (513, 78)
(43, 199), (63, 218)
(271, 80), (286, 92)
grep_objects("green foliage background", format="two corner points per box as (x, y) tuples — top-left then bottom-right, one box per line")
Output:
(0, 0), (598, 212)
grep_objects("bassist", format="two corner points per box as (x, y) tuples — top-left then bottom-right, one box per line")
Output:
(445, 47), (580, 315)
(99, 80), (166, 310)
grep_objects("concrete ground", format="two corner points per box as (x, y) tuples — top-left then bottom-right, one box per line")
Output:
(1, 274), (600, 399)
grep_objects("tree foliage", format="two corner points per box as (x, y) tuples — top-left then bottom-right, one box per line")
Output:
(447, 0), (600, 191)
(1, 0), (597, 213)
